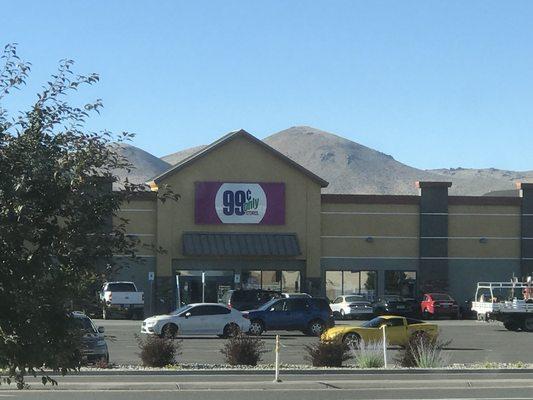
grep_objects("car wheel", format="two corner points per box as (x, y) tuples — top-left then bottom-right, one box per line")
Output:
(343, 332), (361, 348)
(503, 320), (521, 332)
(307, 320), (325, 336)
(161, 323), (178, 339)
(249, 320), (264, 336)
(522, 317), (533, 332)
(223, 323), (241, 338)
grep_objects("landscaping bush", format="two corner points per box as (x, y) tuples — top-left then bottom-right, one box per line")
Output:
(136, 335), (181, 367)
(397, 333), (450, 368)
(304, 340), (352, 367)
(352, 340), (384, 368)
(220, 333), (266, 366)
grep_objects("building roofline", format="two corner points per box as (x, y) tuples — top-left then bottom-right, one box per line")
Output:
(151, 129), (329, 187)
(321, 194), (420, 205)
(448, 196), (521, 206)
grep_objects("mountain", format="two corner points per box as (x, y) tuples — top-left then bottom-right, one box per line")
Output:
(161, 145), (207, 166)
(429, 167), (533, 195)
(263, 126), (449, 195)
(109, 143), (171, 189)
(264, 127), (533, 195)
(122, 125), (532, 196)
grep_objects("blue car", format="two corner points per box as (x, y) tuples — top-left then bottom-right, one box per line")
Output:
(245, 297), (334, 336)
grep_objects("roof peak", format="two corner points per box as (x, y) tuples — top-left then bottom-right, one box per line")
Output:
(151, 129), (328, 187)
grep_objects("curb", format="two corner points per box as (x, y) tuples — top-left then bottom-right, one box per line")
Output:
(43, 368), (533, 377)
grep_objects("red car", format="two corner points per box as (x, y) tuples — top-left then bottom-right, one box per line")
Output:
(420, 293), (459, 319)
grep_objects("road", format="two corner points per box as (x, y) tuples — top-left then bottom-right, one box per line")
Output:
(98, 318), (533, 366)
(3, 372), (533, 399)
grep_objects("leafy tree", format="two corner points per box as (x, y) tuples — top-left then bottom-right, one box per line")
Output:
(0, 44), (177, 388)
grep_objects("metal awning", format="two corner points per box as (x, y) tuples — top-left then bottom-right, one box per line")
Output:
(182, 232), (301, 257)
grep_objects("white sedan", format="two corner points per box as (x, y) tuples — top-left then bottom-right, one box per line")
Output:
(141, 303), (250, 338)
(330, 295), (374, 320)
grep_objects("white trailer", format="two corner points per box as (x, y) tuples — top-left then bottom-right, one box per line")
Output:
(471, 280), (533, 331)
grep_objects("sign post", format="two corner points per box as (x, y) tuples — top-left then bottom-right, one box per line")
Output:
(381, 325), (388, 368)
(201, 272), (206, 303)
(148, 271), (155, 317)
(273, 334), (281, 383)
(176, 274), (181, 309)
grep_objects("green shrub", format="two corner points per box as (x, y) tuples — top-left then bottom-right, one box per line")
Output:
(352, 340), (384, 368)
(220, 333), (266, 366)
(137, 334), (181, 367)
(304, 340), (352, 367)
(397, 333), (450, 368)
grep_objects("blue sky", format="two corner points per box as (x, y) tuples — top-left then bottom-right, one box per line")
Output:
(1, 1), (532, 170)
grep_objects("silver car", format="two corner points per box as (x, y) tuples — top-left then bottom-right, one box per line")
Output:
(330, 295), (373, 320)
(72, 312), (109, 364)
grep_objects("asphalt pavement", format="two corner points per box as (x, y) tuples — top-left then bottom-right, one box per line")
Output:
(98, 318), (533, 366)
(3, 372), (533, 399)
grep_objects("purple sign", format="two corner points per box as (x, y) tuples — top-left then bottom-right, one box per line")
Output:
(195, 182), (285, 225)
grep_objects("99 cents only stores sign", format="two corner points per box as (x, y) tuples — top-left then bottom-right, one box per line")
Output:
(194, 182), (285, 224)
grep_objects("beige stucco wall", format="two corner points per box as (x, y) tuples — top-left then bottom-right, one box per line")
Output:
(321, 203), (419, 258)
(153, 135), (323, 278)
(115, 199), (157, 256)
(448, 204), (521, 258)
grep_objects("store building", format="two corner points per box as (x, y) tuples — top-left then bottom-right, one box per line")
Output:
(112, 130), (533, 314)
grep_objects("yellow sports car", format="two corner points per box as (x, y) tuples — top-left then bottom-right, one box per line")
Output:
(321, 315), (438, 347)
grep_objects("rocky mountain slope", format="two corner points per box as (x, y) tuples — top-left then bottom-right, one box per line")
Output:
(113, 126), (531, 195)
(109, 143), (170, 189)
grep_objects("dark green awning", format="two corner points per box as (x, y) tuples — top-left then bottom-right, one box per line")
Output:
(182, 232), (301, 257)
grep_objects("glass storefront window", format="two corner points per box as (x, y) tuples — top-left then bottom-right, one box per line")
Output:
(360, 271), (377, 302)
(241, 270), (261, 290)
(325, 270), (377, 302)
(385, 271), (417, 299)
(176, 270), (234, 305)
(282, 271), (301, 293)
(325, 271), (343, 301)
(343, 271), (361, 295)
(262, 271), (281, 291)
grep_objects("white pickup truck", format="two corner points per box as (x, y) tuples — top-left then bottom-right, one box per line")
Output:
(100, 281), (144, 320)
(471, 280), (533, 332)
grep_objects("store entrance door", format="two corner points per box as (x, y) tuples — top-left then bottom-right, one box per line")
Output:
(176, 270), (234, 305)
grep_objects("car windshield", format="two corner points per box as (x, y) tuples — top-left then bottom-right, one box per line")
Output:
(361, 317), (385, 328)
(345, 295), (365, 302)
(431, 294), (452, 301)
(73, 316), (97, 333)
(172, 305), (192, 315)
(259, 298), (279, 311)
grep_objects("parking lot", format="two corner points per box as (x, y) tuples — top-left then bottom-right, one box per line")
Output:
(97, 318), (533, 366)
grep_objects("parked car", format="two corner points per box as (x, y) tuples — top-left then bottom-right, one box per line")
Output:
(99, 281), (144, 320)
(420, 293), (459, 319)
(281, 292), (312, 298)
(141, 303), (250, 338)
(459, 297), (476, 320)
(330, 295), (373, 320)
(244, 297), (334, 336)
(71, 311), (109, 364)
(373, 295), (416, 316)
(321, 315), (438, 347)
(220, 289), (280, 311)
